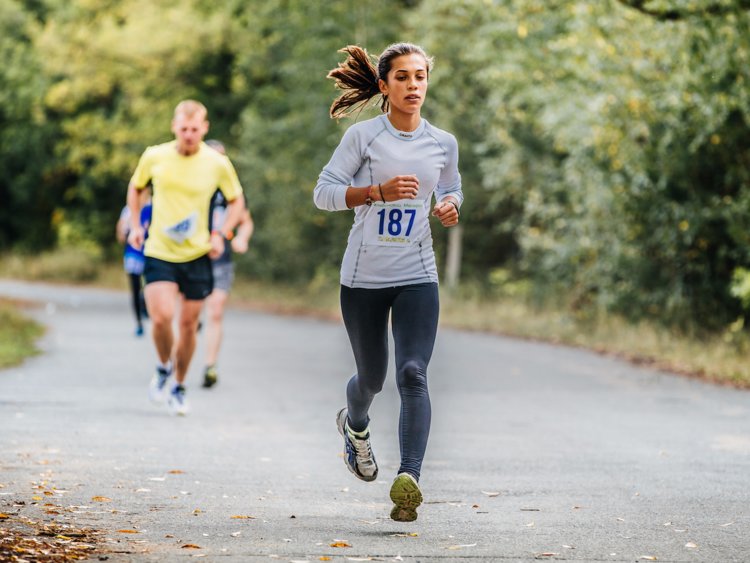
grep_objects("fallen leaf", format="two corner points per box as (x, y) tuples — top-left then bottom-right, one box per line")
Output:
(193, 509), (202, 515)
(168, 470), (185, 474)
(181, 544), (201, 549)
(685, 542), (698, 549)
(481, 491), (500, 497)
(230, 515), (256, 519)
(639, 557), (657, 561)
(319, 558), (332, 561)
(330, 541), (351, 548)
(117, 529), (139, 534)
(0, 513), (9, 519)
(536, 553), (560, 558)
(32, 496), (43, 501)
(91, 496), (111, 502)
(446, 544), (477, 550)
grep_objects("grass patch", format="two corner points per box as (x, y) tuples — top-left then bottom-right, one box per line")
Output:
(1, 251), (748, 388)
(0, 298), (44, 369)
(439, 292), (750, 389)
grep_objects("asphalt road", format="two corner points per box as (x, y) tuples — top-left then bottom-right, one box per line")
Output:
(0, 279), (748, 562)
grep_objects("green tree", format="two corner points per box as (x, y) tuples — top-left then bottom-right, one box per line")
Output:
(0, 0), (57, 250)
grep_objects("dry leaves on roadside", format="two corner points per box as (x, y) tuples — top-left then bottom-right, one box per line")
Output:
(0, 520), (102, 562)
(91, 496), (111, 502)
(117, 529), (139, 534)
(230, 514), (256, 519)
(481, 490), (500, 497)
(181, 543), (202, 549)
(330, 540), (352, 548)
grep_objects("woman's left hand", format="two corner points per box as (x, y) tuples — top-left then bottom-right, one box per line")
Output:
(432, 199), (460, 227)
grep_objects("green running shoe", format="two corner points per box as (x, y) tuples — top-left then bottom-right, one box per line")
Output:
(202, 365), (218, 388)
(389, 472), (422, 522)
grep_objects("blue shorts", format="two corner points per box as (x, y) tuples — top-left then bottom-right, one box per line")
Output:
(124, 254), (145, 275)
(144, 255), (213, 300)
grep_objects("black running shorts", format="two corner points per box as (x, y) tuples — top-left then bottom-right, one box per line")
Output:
(144, 255), (214, 300)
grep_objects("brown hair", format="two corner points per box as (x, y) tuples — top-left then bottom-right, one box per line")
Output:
(327, 43), (432, 119)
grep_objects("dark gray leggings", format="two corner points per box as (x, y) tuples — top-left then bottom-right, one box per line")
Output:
(340, 282), (439, 481)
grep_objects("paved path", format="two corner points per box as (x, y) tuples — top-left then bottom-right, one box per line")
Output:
(0, 279), (748, 562)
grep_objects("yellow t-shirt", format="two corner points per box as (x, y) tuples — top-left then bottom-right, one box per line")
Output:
(130, 141), (243, 263)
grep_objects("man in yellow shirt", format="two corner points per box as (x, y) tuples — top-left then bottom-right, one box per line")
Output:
(126, 100), (245, 415)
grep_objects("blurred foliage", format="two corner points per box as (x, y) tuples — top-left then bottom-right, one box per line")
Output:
(1, 0), (749, 332)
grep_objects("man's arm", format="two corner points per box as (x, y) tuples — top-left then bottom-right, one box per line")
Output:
(231, 207), (254, 254)
(126, 182), (145, 250)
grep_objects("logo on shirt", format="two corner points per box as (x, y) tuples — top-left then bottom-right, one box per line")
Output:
(163, 212), (198, 244)
(398, 132), (413, 139)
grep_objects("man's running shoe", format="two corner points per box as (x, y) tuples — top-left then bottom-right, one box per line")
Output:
(168, 384), (190, 416)
(336, 408), (378, 482)
(148, 366), (171, 403)
(202, 365), (218, 388)
(389, 472), (423, 522)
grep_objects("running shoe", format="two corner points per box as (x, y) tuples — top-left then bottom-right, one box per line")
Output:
(202, 365), (218, 388)
(148, 366), (171, 403)
(168, 384), (190, 416)
(389, 472), (423, 522)
(336, 408), (378, 482)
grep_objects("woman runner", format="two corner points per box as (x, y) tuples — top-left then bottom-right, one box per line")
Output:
(314, 42), (463, 522)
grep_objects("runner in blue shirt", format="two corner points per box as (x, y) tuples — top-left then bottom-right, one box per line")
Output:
(116, 187), (152, 336)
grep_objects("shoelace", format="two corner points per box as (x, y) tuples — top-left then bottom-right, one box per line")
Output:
(349, 432), (374, 466)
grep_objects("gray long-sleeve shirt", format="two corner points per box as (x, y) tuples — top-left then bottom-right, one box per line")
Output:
(314, 115), (463, 289)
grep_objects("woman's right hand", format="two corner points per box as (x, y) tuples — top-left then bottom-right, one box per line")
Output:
(380, 175), (419, 202)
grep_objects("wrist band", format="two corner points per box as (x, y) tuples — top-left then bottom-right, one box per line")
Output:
(212, 230), (234, 240)
(378, 183), (385, 202)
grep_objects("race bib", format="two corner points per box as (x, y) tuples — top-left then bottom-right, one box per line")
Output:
(163, 211), (198, 244)
(363, 201), (425, 247)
